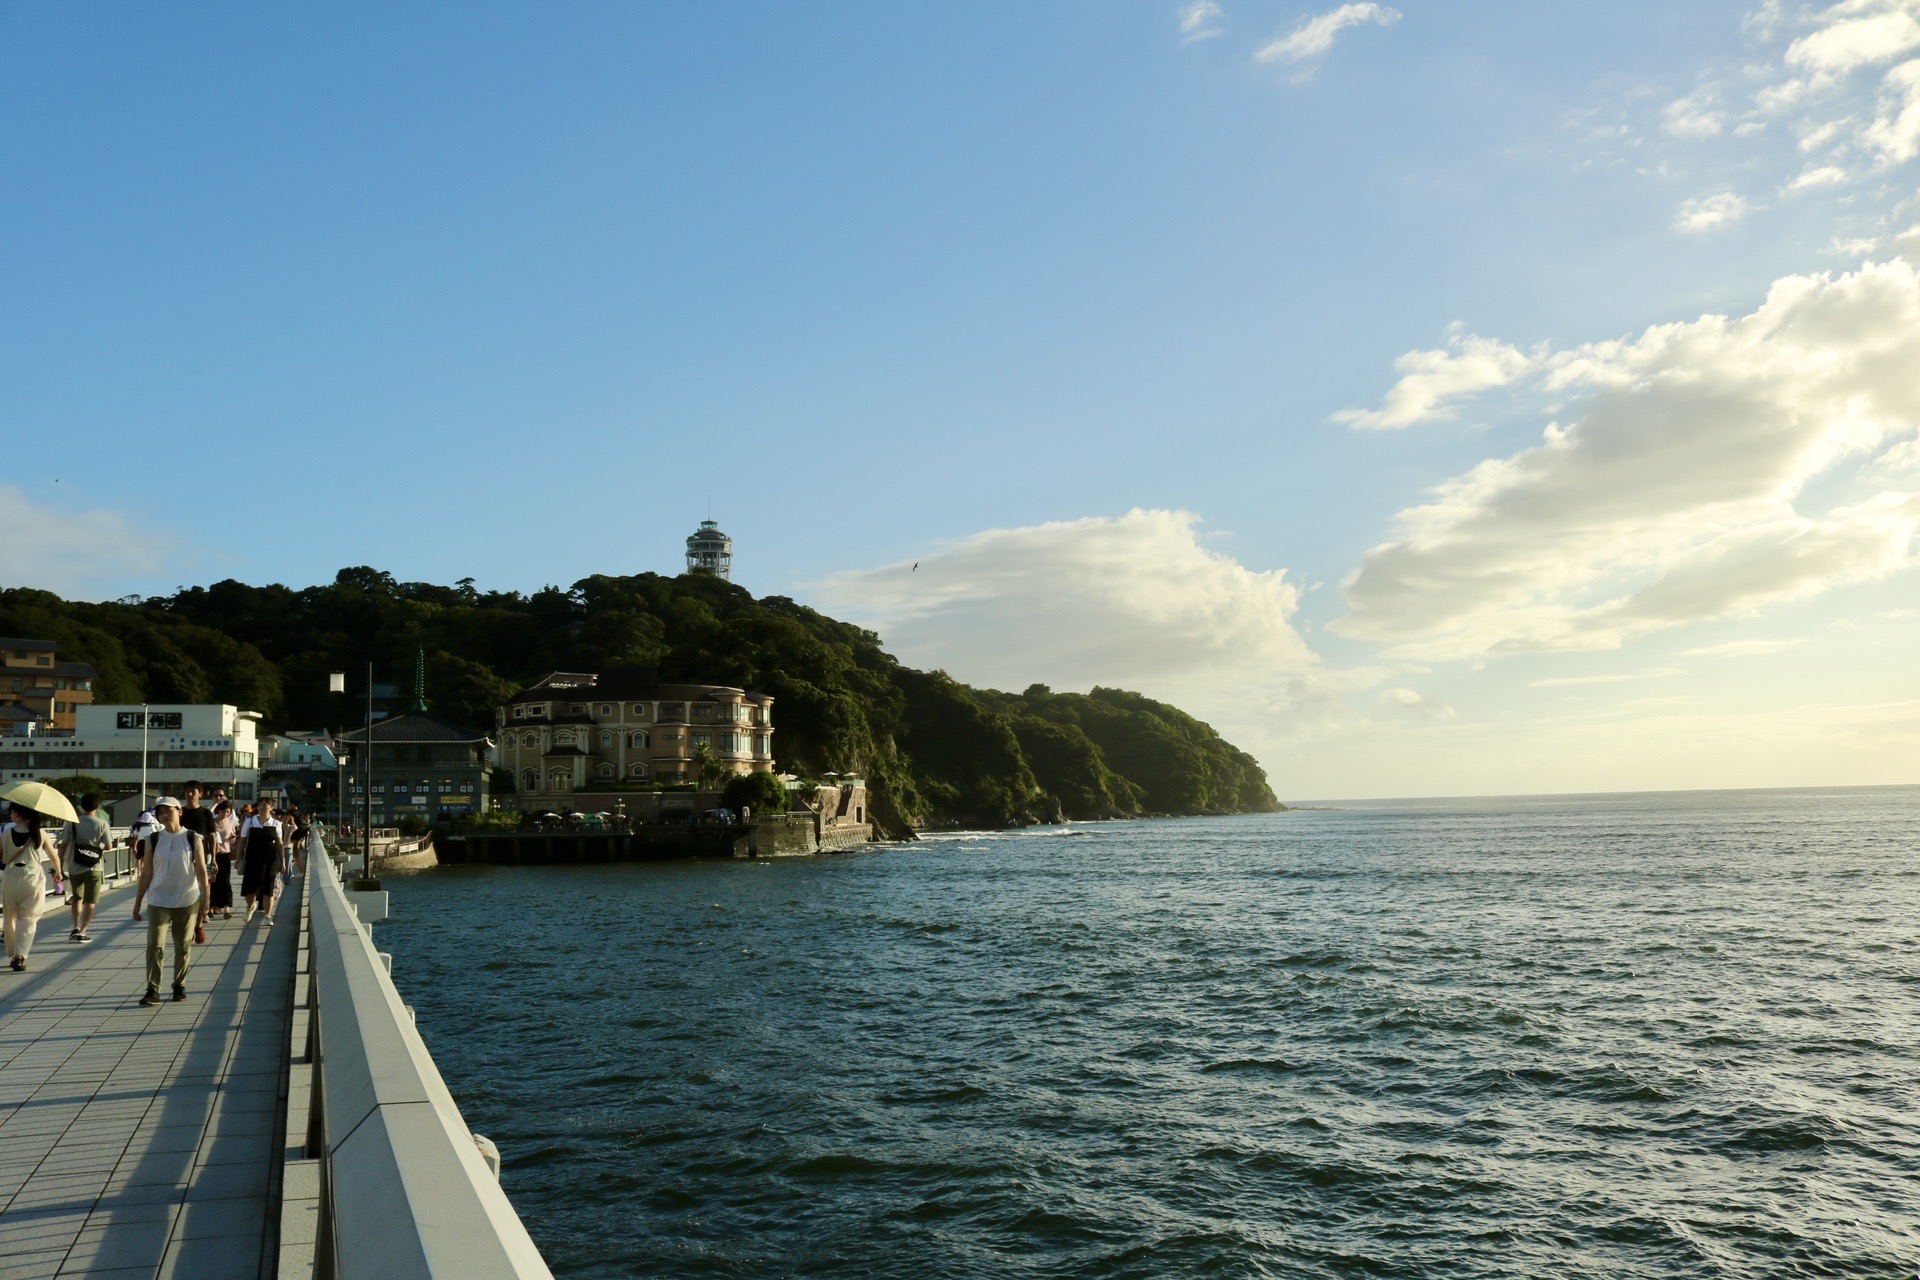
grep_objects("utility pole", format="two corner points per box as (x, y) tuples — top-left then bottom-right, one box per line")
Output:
(364, 660), (374, 880)
(140, 702), (149, 811)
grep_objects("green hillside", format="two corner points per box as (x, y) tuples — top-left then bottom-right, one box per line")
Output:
(0, 570), (1281, 833)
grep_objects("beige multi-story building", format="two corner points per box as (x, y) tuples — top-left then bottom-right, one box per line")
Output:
(1, 637), (97, 733)
(496, 667), (774, 805)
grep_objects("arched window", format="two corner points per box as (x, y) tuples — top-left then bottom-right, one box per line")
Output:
(548, 771), (571, 792)
(599, 703), (613, 717)
(554, 731), (574, 747)
(599, 730), (614, 748)
(598, 763), (615, 779)
(630, 731), (647, 748)
(631, 703), (650, 719)
(521, 769), (538, 792)
(629, 763), (648, 778)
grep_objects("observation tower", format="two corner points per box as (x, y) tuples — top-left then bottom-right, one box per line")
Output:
(685, 520), (733, 580)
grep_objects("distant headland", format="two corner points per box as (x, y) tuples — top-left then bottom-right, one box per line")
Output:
(0, 568), (1281, 836)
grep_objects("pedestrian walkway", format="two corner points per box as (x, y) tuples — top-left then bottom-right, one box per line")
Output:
(0, 876), (296, 1280)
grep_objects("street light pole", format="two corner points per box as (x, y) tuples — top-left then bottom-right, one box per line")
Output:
(328, 672), (346, 846)
(140, 702), (149, 811)
(364, 660), (374, 880)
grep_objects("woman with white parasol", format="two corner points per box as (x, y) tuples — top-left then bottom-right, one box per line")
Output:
(1, 781), (71, 972)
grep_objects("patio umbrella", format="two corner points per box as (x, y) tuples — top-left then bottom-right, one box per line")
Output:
(0, 780), (79, 824)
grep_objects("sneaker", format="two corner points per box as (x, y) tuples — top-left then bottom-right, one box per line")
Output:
(75, 932), (92, 944)
(68, 928), (81, 941)
(139, 989), (160, 1006)
(171, 984), (186, 1002)
(10, 956), (24, 971)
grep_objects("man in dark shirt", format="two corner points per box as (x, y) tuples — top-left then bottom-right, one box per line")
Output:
(177, 781), (217, 887)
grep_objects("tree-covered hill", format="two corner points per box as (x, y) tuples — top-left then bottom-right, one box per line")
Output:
(0, 570), (1281, 832)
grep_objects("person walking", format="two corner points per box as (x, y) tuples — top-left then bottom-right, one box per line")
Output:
(238, 799), (284, 924)
(209, 798), (238, 919)
(62, 793), (111, 943)
(178, 780), (216, 884)
(132, 797), (209, 1005)
(5, 801), (66, 971)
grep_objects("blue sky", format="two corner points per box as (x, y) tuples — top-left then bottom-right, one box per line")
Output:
(5, 2), (1919, 797)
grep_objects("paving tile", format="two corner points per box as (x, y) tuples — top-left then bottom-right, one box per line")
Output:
(177, 1194), (268, 1239)
(184, 1162), (270, 1202)
(0, 1247), (70, 1280)
(61, 1215), (175, 1269)
(158, 1233), (264, 1280)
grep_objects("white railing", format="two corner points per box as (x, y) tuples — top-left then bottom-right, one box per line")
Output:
(289, 837), (552, 1279)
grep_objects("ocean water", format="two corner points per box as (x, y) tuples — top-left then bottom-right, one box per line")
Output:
(376, 787), (1920, 1278)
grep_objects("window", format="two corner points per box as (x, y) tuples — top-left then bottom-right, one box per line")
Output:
(555, 731), (574, 746)
(693, 733), (711, 749)
(521, 769), (538, 791)
(513, 706), (526, 719)
(630, 731), (647, 748)
(599, 731), (613, 748)
(629, 763), (648, 778)
(548, 771), (571, 792)
(631, 703), (649, 718)
(598, 763), (614, 779)
(598, 703), (613, 717)
(569, 703), (586, 714)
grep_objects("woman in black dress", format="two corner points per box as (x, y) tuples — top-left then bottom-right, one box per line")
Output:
(209, 799), (237, 919)
(239, 799), (284, 923)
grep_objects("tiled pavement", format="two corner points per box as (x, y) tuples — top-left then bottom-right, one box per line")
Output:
(0, 876), (296, 1280)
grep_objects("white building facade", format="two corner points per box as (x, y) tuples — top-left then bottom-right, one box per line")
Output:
(0, 703), (263, 806)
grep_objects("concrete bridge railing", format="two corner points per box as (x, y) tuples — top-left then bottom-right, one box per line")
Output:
(293, 840), (552, 1279)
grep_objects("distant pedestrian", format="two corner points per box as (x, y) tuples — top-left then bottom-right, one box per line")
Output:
(132, 798), (209, 1005)
(62, 793), (111, 943)
(4, 802), (65, 971)
(178, 780), (216, 883)
(239, 799), (285, 924)
(130, 807), (158, 864)
(209, 799), (237, 919)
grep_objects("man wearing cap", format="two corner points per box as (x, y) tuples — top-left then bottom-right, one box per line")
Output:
(132, 797), (210, 1006)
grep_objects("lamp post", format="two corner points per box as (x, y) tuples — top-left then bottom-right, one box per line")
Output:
(328, 671), (346, 845)
(140, 702), (149, 811)
(363, 660), (374, 881)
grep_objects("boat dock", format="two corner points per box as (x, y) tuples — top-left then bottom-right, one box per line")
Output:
(0, 834), (551, 1279)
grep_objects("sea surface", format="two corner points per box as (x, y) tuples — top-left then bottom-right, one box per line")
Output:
(376, 787), (1920, 1279)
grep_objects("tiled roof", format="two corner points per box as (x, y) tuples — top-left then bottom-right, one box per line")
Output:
(336, 712), (487, 745)
(0, 638), (57, 652)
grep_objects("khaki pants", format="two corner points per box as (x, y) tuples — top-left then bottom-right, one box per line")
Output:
(3, 863), (46, 959)
(146, 904), (196, 993)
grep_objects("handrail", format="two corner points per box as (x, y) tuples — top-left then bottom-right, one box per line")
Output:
(305, 842), (553, 1278)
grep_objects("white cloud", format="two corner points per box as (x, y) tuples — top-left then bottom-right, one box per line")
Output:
(1255, 3), (1400, 67)
(1786, 163), (1851, 190)
(811, 509), (1314, 695)
(0, 484), (186, 597)
(1799, 117), (1853, 150)
(1872, 433), (1920, 471)
(1863, 56), (1920, 161)
(1179, 0), (1226, 44)
(1664, 87), (1727, 138)
(1683, 638), (1804, 656)
(1335, 259), (1920, 661)
(1785, 5), (1920, 76)
(1376, 686), (1454, 719)
(1332, 328), (1536, 430)
(1529, 670), (1678, 688)
(1676, 190), (1753, 232)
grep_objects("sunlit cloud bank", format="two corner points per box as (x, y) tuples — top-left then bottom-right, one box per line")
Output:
(0, 484), (189, 599)
(1335, 257), (1920, 661)
(813, 509), (1312, 692)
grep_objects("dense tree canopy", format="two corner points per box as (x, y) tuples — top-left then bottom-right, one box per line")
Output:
(1, 571), (1281, 832)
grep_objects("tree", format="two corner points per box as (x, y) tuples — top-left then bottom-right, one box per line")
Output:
(38, 775), (110, 803)
(722, 771), (789, 819)
(691, 744), (727, 790)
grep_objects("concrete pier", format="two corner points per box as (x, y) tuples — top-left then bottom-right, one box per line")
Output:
(0, 832), (553, 1279)
(0, 871), (298, 1278)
